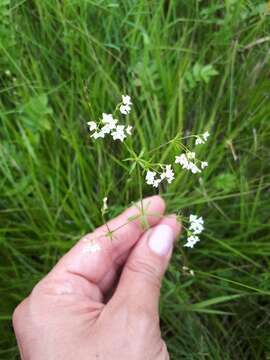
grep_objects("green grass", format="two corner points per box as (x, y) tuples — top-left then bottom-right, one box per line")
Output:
(1, 0), (270, 358)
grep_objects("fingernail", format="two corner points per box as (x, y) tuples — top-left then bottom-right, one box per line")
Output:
(148, 224), (174, 256)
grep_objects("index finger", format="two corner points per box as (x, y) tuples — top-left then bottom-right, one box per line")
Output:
(52, 196), (165, 287)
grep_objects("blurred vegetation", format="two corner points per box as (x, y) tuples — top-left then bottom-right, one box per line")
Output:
(0, 0), (270, 359)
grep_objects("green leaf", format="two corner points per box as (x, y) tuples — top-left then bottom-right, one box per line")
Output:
(19, 94), (53, 133)
(213, 173), (238, 193)
(190, 294), (242, 309)
(183, 63), (219, 92)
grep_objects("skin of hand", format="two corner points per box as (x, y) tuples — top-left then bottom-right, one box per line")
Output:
(13, 196), (181, 360)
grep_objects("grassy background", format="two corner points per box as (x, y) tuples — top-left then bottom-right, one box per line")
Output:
(1, 0), (270, 358)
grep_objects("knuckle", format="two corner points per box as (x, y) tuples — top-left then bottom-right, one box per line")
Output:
(12, 298), (28, 329)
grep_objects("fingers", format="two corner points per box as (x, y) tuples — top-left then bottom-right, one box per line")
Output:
(111, 215), (181, 315)
(48, 196), (166, 296)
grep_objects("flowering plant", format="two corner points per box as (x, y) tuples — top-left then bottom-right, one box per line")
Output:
(84, 95), (209, 253)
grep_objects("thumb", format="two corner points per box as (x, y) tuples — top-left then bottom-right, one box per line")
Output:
(113, 216), (181, 315)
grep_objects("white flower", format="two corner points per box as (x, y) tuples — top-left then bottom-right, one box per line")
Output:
(189, 214), (204, 225)
(145, 170), (156, 185)
(195, 137), (204, 145)
(164, 165), (175, 183)
(189, 163), (201, 174)
(195, 132), (210, 146)
(187, 151), (196, 160)
(189, 215), (204, 235)
(175, 153), (202, 174)
(203, 131), (210, 141)
(120, 104), (131, 115)
(102, 113), (118, 130)
(91, 130), (105, 139)
(126, 125), (133, 135)
(160, 172), (166, 180)
(185, 215), (204, 247)
(87, 121), (97, 131)
(120, 95), (132, 115)
(189, 223), (204, 235)
(83, 242), (101, 253)
(201, 161), (208, 169)
(100, 124), (112, 134)
(175, 154), (189, 169)
(122, 95), (132, 105)
(189, 214), (197, 223)
(184, 235), (200, 248)
(111, 125), (127, 142)
(102, 113), (114, 123)
(153, 178), (162, 188)
(90, 113), (118, 140)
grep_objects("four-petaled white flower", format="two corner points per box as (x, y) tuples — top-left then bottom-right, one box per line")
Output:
(145, 170), (156, 185)
(102, 113), (118, 131)
(100, 124), (112, 135)
(164, 165), (175, 183)
(184, 235), (200, 248)
(111, 125), (126, 142)
(126, 125), (133, 135)
(201, 161), (208, 169)
(189, 163), (201, 174)
(153, 178), (162, 188)
(91, 130), (105, 139)
(120, 104), (131, 115)
(122, 95), (132, 105)
(87, 121), (97, 131)
(203, 131), (210, 141)
(102, 113), (114, 123)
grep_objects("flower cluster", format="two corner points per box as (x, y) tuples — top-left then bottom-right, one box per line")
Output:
(84, 92), (210, 252)
(87, 95), (132, 142)
(145, 165), (175, 188)
(195, 131), (210, 145)
(175, 151), (208, 174)
(174, 132), (210, 174)
(184, 214), (204, 248)
(145, 131), (210, 187)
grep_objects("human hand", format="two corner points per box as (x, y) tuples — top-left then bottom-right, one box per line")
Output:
(13, 196), (181, 360)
